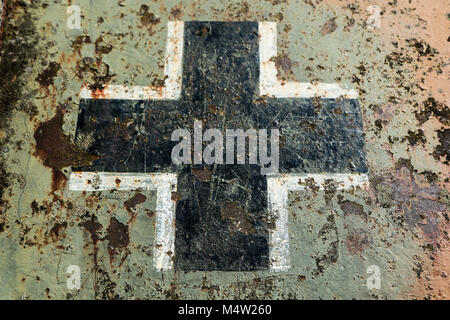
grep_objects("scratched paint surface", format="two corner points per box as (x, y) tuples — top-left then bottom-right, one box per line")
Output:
(0, 0), (448, 299)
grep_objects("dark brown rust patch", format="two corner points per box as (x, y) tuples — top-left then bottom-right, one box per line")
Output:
(34, 108), (99, 191)
(406, 38), (439, 57)
(170, 8), (182, 19)
(415, 97), (449, 126)
(339, 199), (365, 216)
(49, 221), (67, 242)
(123, 192), (146, 213)
(405, 129), (427, 146)
(80, 216), (102, 243)
(433, 128), (449, 165)
(321, 18), (337, 36)
(191, 168), (212, 182)
(35, 61), (60, 87)
(395, 157), (416, 172)
(75, 58), (115, 91)
(51, 169), (68, 193)
(137, 5), (160, 34)
(220, 202), (255, 235)
(346, 230), (370, 255)
(31, 200), (39, 215)
(72, 35), (91, 48)
(106, 217), (129, 249)
(95, 36), (113, 55)
(34, 109), (99, 169)
(171, 192), (181, 201)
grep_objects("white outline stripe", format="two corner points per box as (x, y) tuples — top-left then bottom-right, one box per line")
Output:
(267, 173), (369, 272)
(80, 21), (184, 100)
(69, 172), (177, 271)
(258, 22), (358, 99)
(79, 21), (357, 100)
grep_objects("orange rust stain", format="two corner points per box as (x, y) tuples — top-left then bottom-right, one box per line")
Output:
(89, 85), (109, 99)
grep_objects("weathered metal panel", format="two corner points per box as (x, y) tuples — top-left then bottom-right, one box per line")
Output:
(0, 0), (448, 300)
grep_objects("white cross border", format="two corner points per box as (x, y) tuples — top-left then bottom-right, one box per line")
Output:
(80, 21), (185, 100)
(267, 173), (369, 272)
(70, 172), (177, 271)
(258, 22), (358, 99)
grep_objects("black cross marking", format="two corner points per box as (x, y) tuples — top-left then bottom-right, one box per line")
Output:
(73, 22), (367, 271)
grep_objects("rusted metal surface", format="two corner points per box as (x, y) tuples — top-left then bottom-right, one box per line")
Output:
(0, 0), (448, 299)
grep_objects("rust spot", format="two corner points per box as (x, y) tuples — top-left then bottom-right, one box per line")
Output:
(81, 216), (102, 243)
(72, 34), (91, 46)
(339, 200), (365, 216)
(124, 192), (146, 213)
(34, 108), (99, 191)
(137, 5), (160, 34)
(80, 215), (103, 284)
(346, 230), (370, 255)
(145, 209), (155, 219)
(71, 35), (91, 54)
(220, 202), (255, 235)
(273, 53), (296, 80)
(36, 61), (60, 87)
(85, 194), (99, 208)
(45, 288), (51, 299)
(321, 18), (337, 36)
(191, 168), (212, 182)
(95, 36), (113, 55)
(406, 38), (438, 57)
(51, 169), (68, 194)
(170, 8), (182, 19)
(415, 97), (449, 126)
(49, 222), (67, 242)
(88, 86), (109, 98)
(405, 129), (427, 146)
(107, 217), (129, 249)
(76, 59), (115, 91)
(31, 200), (39, 215)
(171, 192), (182, 202)
(433, 128), (449, 165)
